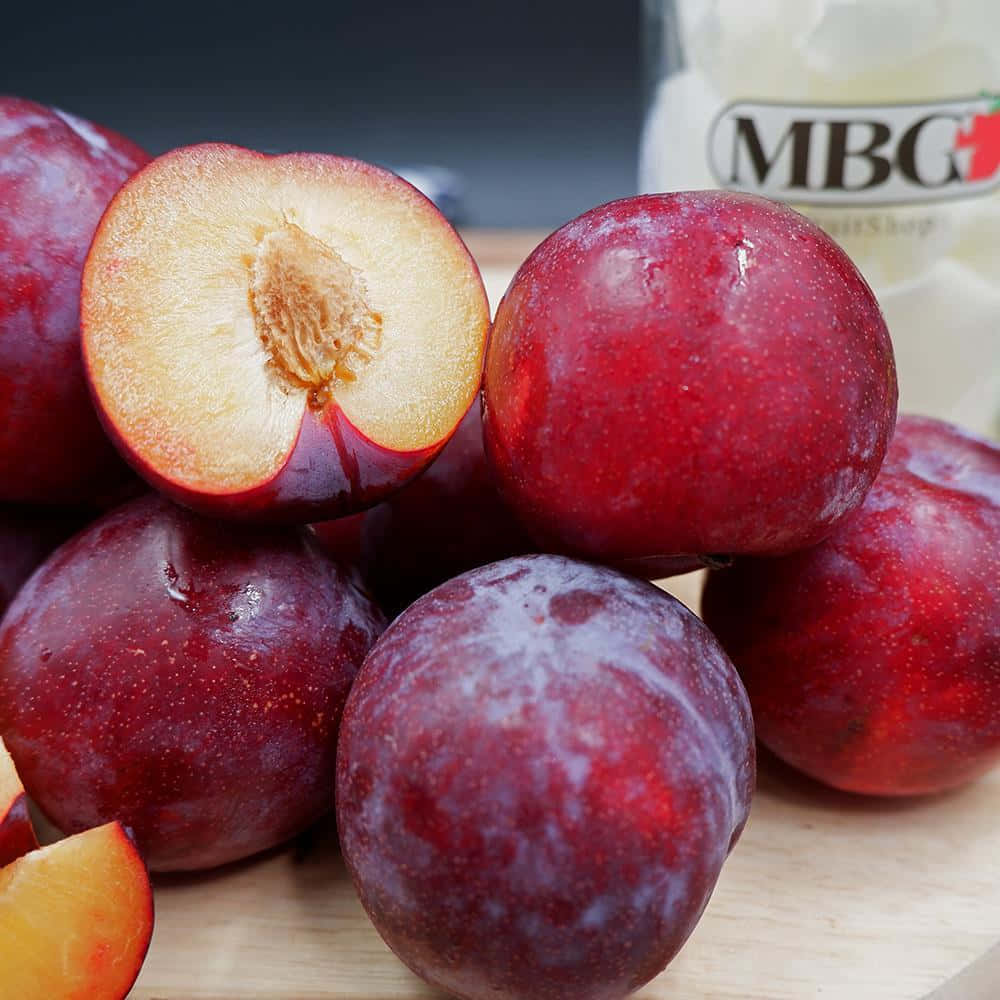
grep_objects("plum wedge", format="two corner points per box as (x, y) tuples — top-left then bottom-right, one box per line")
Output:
(0, 822), (153, 999)
(0, 736), (37, 867)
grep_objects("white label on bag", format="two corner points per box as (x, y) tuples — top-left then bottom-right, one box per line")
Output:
(707, 94), (1000, 206)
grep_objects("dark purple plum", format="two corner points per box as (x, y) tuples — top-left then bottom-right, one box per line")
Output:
(0, 494), (385, 871)
(337, 554), (754, 1000)
(0, 97), (148, 505)
(703, 415), (1000, 796)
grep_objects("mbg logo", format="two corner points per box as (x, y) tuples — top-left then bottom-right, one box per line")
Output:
(708, 95), (1000, 205)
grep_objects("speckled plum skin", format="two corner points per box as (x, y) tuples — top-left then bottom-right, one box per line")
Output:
(483, 191), (897, 569)
(0, 494), (385, 871)
(0, 97), (148, 504)
(703, 415), (1000, 797)
(313, 401), (534, 616)
(337, 555), (755, 1000)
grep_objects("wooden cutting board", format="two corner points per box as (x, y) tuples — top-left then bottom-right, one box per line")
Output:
(131, 235), (1000, 1000)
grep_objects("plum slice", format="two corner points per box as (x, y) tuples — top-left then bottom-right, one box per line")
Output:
(0, 737), (37, 867)
(0, 822), (153, 999)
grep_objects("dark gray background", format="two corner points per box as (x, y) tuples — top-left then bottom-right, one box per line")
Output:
(2, 1), (642, 227)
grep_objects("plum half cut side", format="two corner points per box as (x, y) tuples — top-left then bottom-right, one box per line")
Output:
(81, 143), (490, 522)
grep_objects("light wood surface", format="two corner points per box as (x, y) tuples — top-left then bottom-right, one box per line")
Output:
(930, 941), (1000, 1000)
(131, 240), (1000, 999)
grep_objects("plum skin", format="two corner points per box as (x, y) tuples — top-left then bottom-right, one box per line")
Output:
(0, 494), (385, 871)
(483, 191), (897, 568)
(703, 415), (1000, 796)
(0, 96), (148, 505)
(337, 554), (755, 1000)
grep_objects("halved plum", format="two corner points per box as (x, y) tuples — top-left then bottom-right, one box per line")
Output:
(81, 144), (490, 522)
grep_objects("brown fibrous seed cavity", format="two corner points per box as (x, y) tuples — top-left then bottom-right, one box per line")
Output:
(249, 223), (381, 398)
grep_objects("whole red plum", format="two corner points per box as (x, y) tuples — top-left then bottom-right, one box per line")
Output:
(337, 554), (755, 1000)
(483, 191), (897, 570)
(0, 494), (385, 870)
(0, 96), (148, 504)
(703, 415), (1000, 796)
